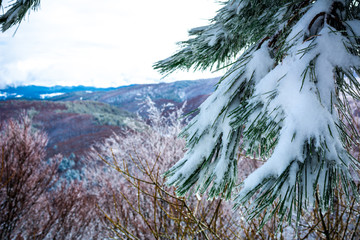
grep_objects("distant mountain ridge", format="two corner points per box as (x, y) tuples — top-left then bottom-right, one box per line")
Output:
(0, 85), (125, 100)
(0, 78), (219, 105)
(0, 77), (220, 166)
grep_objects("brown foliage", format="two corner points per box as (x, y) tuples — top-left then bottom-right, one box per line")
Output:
(0, 115), (102, 239)
(0, 115), (59, 239)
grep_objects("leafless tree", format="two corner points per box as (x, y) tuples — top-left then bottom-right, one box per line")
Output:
(0, 115), (104, 239)
(0, 115), (60, 239)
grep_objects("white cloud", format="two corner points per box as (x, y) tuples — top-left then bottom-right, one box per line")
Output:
(0, 0), (222, 88)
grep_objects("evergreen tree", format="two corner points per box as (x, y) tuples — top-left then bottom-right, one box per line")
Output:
(155, 0), (360, 223)
(0, 0), (40, 32)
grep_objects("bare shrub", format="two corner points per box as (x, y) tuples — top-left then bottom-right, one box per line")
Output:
(0, 115), (102, 240)
(0, 115), (60, 239)
(98, 155), (242, 239)
(86, 99), (242, 239)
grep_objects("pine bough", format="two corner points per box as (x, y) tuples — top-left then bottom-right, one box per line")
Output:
(155, 0), (360, 223)
(0, 0), (41, 32)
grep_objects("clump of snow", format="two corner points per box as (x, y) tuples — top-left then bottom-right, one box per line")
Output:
(0, 92), (18, 98)
(346, 20), (360, 38)
(40, 92), (64, 99)
(205, 25), (226, 47)
(238, 0), (359, 201)
(166, 43), (275, 197)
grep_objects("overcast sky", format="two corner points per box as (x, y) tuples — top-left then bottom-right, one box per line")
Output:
(0, 0), (222, 88)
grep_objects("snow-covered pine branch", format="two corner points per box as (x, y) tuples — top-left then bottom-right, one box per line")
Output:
(0, 0), (41, 32)
(158, 0), (360, 223)
(154, 0), (305, 74)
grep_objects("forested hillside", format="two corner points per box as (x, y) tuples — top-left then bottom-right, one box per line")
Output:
(0, 78), (218, 161)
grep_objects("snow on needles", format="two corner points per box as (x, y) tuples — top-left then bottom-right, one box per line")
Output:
(166, 43), (275, 198)
(239, 0), (360, 200)
(166, 0), (360, 213)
